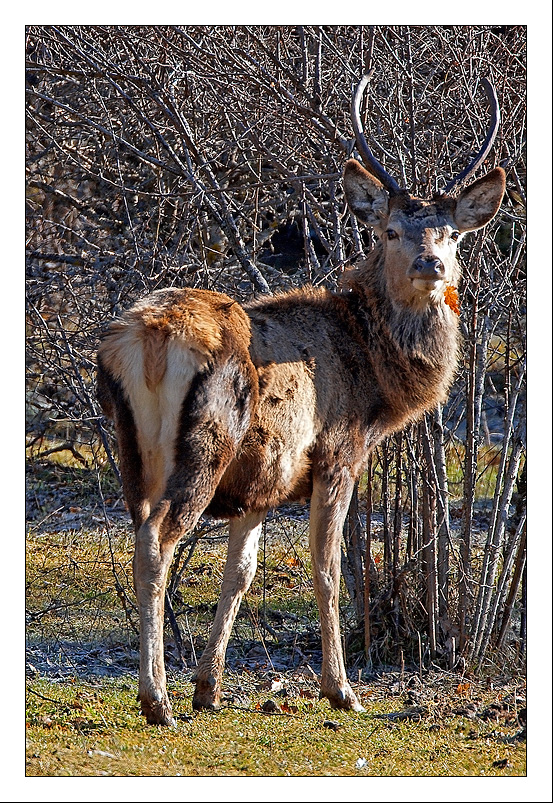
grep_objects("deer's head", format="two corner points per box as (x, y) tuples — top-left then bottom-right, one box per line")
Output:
(343, 74), (506, 309)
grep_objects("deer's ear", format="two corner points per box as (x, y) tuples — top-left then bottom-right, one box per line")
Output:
(454, 167), (506, 232)
(343, 159), (389, 228)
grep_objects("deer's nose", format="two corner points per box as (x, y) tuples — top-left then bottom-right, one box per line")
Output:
(410, 256), (445, 280)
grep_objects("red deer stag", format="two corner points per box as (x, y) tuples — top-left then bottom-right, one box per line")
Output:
(97, 74), (505, 725)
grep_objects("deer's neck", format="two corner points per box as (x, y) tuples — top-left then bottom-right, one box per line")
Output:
(343, 254), (460, 426)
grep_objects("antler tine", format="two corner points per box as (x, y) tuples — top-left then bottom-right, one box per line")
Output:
(351, 71), (402, 194)
(444, 77), (501, 195)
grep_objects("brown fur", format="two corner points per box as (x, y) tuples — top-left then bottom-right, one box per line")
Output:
(97, 159), (505, 724)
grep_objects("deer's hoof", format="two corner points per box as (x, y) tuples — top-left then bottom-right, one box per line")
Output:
(192, 676), (221, 711)
(321, 684), (366, 713)
(140, 696), (176, 727)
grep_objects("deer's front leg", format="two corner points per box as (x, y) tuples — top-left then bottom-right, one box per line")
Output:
(309, 469), (365, 712)
(192, 511), (266, 711)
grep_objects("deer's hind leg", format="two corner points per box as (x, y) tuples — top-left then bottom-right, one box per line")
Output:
(133, 416), (244, 725)
(100, 350), (257, 724)
(133, 357), (257, 725)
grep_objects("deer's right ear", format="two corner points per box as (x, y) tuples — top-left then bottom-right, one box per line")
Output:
(343, 159), (389, 228)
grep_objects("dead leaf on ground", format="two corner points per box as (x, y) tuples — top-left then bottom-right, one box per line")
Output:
(258, 699), (281, 714)
(480, 702), (512, 722)
(456, 682), (471, 695)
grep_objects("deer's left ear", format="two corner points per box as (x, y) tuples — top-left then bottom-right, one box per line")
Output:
(454, 167), (506, 232)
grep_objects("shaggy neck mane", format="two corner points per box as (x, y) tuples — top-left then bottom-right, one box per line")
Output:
(340, 246), (460, 417)
(341, 245), (459, 361)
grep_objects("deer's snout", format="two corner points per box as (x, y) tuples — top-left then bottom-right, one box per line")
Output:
(409, 256), (445, 281)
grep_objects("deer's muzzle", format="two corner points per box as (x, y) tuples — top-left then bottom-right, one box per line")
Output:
(409, 256), (445, 279)
(408, 257), (446, 291)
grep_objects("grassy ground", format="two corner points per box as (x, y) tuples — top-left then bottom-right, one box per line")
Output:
(25, 460), (527, 778)
(26, 674), (525, 777)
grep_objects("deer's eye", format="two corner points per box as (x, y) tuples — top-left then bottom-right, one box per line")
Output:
(450, 230), (460, 242)
(386, 229), (399, 241)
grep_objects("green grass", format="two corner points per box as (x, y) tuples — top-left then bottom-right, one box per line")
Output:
(445, 442), (504, 501)
(25, 522), (526, 778)
(25, 676), (525, 777)
(26, 459), (526, 777)
(26, 505), (318, 652)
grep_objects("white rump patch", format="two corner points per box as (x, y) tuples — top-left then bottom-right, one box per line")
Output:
(118, 334), (205, 508)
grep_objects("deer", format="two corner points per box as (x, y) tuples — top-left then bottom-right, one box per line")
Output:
(97, 73), (506, 725)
